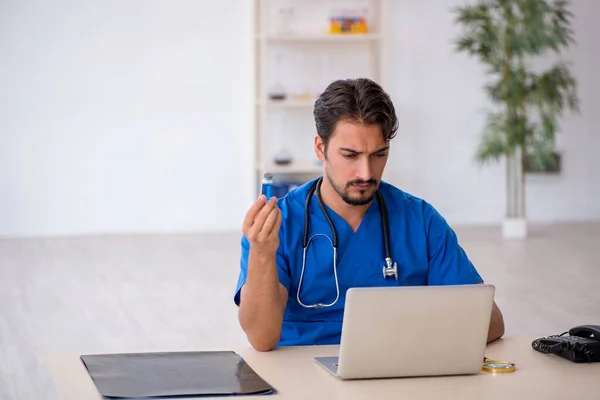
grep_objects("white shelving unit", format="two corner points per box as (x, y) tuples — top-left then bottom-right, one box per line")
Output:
(253, 0), (389, 194)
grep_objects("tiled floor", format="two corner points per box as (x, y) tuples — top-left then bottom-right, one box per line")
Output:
(1, 223), (599, 399)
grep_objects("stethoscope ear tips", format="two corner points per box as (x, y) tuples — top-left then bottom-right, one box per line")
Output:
(383, 258), (398, 280)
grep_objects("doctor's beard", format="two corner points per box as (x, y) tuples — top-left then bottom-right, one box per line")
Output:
(325, 168), (377, 206)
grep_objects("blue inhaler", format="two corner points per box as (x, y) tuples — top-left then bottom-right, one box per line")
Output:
(261, 173), (273, 200)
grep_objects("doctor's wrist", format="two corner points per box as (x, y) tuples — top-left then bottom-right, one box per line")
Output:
(249, 248), (277, 266)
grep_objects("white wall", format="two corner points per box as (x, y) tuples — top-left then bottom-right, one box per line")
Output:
(385, 0), (600, 225)
(1, 0), (598, 238)
(0, 0), (255, 237)
(589, 3), (600, 219)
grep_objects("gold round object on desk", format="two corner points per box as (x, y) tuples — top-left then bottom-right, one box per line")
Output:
(481, 357), (516, 373)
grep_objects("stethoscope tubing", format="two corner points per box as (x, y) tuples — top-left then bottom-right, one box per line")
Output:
(297, 177), (394, 309)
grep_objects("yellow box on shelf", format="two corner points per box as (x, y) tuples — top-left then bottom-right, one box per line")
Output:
(329, 14), (368, 35)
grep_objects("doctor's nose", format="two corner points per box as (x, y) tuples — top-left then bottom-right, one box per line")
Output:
(355, 159), (373, 181)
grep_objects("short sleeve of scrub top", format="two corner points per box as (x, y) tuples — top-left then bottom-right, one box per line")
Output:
(422, 201), (483, 285)
(234, 197), (291, 307)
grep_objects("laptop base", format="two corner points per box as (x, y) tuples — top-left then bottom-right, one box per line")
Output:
(314, 357), (340, 377)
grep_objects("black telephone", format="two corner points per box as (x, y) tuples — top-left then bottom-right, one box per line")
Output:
(532, 325), (600, 363)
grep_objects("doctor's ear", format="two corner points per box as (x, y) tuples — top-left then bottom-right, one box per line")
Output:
(314, 135), (327, 162)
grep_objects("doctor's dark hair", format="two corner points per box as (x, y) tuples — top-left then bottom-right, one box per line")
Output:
(313, 78), (399, 152)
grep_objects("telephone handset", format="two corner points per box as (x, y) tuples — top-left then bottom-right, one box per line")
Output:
(532, 324), (600, 363)
(568, 325), (600, 339)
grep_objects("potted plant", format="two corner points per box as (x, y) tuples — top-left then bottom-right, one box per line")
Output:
(453, 0), (580, 238)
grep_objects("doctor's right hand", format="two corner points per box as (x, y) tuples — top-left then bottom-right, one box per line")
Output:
(242, 195), (282, 256)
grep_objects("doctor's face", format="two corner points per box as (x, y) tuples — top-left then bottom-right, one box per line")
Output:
(316, 121), (389, 206)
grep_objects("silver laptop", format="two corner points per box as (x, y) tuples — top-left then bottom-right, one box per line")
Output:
(315, 284), (495, 380)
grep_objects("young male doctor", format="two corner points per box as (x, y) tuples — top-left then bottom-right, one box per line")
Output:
(234, 78), (505, 352)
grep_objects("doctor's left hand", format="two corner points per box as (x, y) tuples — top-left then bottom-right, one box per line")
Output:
(242, 195), (282, 256)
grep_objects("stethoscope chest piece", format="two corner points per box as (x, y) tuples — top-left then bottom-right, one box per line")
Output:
(383, 257), (398, 280)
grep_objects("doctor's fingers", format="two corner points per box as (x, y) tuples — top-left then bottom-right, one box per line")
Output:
(246, 197), (278, 236)
(259, 206), (281, 241)
(267, 208), (282, 240)
(242, 195), (270, 233)
(254, 197), (278, 224)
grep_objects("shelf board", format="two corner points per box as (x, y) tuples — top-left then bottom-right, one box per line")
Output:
(259, 33), (381, 43)
(258, 98), (316, 108)
(259, 162), (322, 175)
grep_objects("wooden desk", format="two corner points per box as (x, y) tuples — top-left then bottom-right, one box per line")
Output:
(47, 338), (598, 400)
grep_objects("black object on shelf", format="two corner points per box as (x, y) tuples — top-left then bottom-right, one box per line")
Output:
(80, 351), (276, 399)
(268, 93), (287, 101)
(274, 148), (293, 165)
(268, 82), (287, 101)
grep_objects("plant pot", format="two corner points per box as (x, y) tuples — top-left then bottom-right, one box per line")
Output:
(502, 217), (527, 239)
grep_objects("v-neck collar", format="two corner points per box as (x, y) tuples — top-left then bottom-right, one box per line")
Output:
(318, 197), (379, 235)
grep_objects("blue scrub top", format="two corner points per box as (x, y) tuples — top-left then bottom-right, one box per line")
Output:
(234, 178), (483, 347)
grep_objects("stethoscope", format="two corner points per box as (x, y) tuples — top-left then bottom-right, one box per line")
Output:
(297, 177), (398, 309)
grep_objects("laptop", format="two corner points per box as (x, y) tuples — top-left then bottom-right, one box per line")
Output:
(315, 284), (495, 380)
